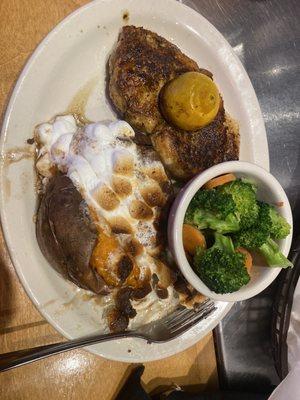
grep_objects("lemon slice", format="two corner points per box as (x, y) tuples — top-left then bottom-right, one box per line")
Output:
(160, 71), (220, 131)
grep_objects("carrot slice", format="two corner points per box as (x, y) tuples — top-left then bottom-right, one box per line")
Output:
(203, 173), (236, 190)
(182, 224), (206, 255)
(236, 247), (253, 274)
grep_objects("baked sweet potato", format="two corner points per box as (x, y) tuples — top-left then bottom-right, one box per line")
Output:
(36, 175), (109, 294)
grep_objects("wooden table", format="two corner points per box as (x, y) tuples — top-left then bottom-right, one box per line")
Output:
(0, 1), (218, 398)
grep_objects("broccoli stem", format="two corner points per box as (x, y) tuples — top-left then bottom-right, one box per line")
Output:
(190, 210), (240, 234)
(208, 213), (240, 234)
(214, 232), (235, 253)
(259, 237), (293, 268)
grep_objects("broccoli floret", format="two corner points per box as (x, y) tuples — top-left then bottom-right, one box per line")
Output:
(233, 208), (293, 269)
(259, 238), (293, 268)
(189, 189), (236, 219)
(234, 200), (291, 247)
(256, 201), (290, 239)
(256, 201), (272, 230)
(193, 233), (250, 294)
(217, 179), (259, 229)
(233, 227), (268, 250)
(233, 201), (270, 248)
(269, 206), (291, 239)
(185, 189), (240, 234)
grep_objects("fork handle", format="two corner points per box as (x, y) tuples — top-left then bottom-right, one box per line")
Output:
(0, 331), (130, 372)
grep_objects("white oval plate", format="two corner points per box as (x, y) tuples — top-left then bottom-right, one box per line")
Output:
(0, 0), (269, 362)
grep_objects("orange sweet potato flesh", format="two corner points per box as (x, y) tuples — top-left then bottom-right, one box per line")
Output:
(90, 232), (142, 288)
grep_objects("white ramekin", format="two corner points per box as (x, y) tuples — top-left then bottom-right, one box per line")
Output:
(168, 161), (293, 302)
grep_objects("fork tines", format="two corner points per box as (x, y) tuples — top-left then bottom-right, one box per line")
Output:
(165, 300), (215, 334)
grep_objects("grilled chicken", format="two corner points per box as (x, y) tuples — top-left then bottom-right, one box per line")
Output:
(108, 25), (211, 134)
(152, 104), (239, 180)
(108, 25), (239, 180)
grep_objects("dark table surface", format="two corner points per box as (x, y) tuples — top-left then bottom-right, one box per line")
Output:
(182, 0), (300, 393)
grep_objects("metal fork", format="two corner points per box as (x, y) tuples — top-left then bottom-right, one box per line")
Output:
(0, 300), (215, 372)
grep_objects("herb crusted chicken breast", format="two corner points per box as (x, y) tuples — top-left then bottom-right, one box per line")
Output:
(108, 26), (239, 180)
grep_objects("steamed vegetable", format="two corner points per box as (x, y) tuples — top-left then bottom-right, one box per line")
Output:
(185, 187), (239, 233)
(217, 179), (259, 230)
(233, 201), (292, 267)
(204, 173), (236, 189)
(259, 238), (293, 268)
(252, 201), (290, 239)
(193, 233), (250, 294)
(185, 179), (259, 233)
(236, 247), (253, 273)
(185, 174), (293, 294)
(182, 224), (206, 255)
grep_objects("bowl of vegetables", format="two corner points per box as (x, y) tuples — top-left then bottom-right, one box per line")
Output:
(168, 161), (293, 302)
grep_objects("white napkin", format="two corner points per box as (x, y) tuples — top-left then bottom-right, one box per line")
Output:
(287, 276), (300, 368)
(268, 363), (300, 399)
(268, 276), (300, 399)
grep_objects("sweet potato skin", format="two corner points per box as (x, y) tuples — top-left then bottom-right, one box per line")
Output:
(36, 175), (109, 294)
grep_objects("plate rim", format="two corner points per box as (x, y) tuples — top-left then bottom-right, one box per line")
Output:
(0, 0), (268, 362)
